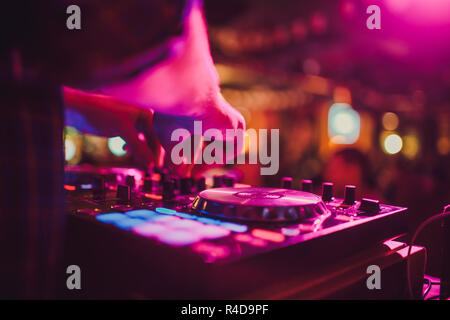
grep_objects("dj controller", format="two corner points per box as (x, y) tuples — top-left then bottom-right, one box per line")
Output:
(64, 166), (409, 299)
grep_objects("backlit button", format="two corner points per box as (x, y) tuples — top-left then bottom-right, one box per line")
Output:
(220, 222), (248, 233)
(197, 217), (221, 225)
(114, 218), (146, 230)
(234, 233), (253, 243)
(251, 229), (285, 243)
(250, 238), (268, 247)
(281, 227), (300, 236)
(298, 224), (315, 232)
(96, 213), (127, 223)
(171, 219), (203, 230)
(175, 212), (198, 220)
(193, 243), (230, 260)
(152, 215), (179, 224)
(126, 209), (157, 220)
(155, 207), (177, 215)
(196, 225), (231, 239)
(157, 230), (201, 247)
(133, 222), (168, 238)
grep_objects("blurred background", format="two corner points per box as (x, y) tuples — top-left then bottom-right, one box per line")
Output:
(64, 0), (450, 276)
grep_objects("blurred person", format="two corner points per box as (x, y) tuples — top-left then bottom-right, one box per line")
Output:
(0, 0), (243, 298)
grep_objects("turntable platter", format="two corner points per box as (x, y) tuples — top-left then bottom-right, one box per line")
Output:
(191, 187), (329, 224)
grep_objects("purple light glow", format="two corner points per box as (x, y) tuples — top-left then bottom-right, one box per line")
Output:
(385, 0), (450, 25)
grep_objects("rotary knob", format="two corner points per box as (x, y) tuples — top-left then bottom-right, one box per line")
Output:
(116, 184), (131, 203)
(223, 176), (235, 187)
(301, 179), (313, 193)
(321, 182), (333, 202)
(281, 177), (293, 189)
(359, 198), (380, 215)
(180, 178), (192, 195)
(213, 175), (223, 188)
(196, 177), (206, 191)
(343, 185), (356, 205)
(142, 178), (153, 193)
(163, 180), (175, 200)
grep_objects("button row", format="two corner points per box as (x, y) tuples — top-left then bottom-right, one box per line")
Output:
(95, 208), (249, 247)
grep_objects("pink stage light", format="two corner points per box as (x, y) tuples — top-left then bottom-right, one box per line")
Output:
(385, 0), (450, 25)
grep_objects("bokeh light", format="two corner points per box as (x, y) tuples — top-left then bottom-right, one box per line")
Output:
(108, 136), (127, 157)
(65, 137), (76, 161)
(383, 133), (403, 154)
(385, 0), (450, 25)
(437, 137), (450, 155)
(402, 134), (420, 159)
(382, 112), (399, 131)
(328, 103), (360, 144)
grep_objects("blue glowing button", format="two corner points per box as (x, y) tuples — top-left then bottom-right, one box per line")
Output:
(197, 217), (221, 225)
(113, 218), (146, 230)
(96, 213), (127, 223)
(175, 212), (198, 220)
(155, 207), (177, 215)
(133, 222), (168, 238)
(220, 222), (248, 233)
(157, 230), (201, 247)
(196, 225), (231, 240)
(126, 209), (158, 220)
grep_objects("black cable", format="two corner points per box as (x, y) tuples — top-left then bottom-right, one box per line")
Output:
(423, 278), (432, 298)
(407, 210), (450, 299)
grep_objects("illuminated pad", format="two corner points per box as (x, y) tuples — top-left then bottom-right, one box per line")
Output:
(126, 209), (158, 220)
(220, 222), (248, 233)
(133, 222), (168, 238)
(251, 229), (285, 243)
(152, 215), (180, 224)
(96, 213), (127, 223)
(170, 219), (204, 230)
(195, 225), (231, 239)
(175, 212), (198, 220)
(157, 230), (202, 247)
(114, 218), (146, 230)
(197, 217), (221, 225)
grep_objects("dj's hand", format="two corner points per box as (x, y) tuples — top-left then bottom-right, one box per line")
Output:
(96, 3), (245, 175)
(64, 3), (245, 176)
(64, 87), (164, 170)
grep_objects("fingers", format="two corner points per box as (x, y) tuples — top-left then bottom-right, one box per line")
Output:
(64, 86), (161, 169)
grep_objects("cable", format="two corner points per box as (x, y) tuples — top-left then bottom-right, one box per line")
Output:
(407, 210), (450, 299)
(423, 278), (432, 298)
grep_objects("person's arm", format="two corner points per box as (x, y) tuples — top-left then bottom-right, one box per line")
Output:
(65, 2), (245, 175)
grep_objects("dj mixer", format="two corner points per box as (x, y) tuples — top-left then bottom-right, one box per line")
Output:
(64, 166), (408, 299)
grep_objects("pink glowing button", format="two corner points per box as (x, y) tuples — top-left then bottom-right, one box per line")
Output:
(157, 230), (201, 247)
(171, 219), (203, 230)
(250, 238), (268, 247)
(152, 215), (179, 224)
(196, 225), (231, 240)
(193, 242), (230, 259)
(234, 233), (253, 243)
(251, 229), (285, 243)
(133, 222), (168, 238)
